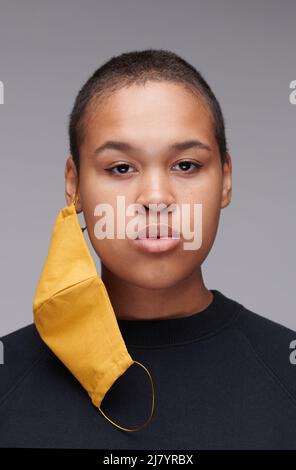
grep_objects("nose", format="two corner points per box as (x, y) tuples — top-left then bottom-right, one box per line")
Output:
(135, 169), (176, 212)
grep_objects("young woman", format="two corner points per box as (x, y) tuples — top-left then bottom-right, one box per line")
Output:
(1, 49), (296, 450)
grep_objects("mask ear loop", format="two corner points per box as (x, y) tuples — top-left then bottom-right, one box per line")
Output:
(71, 181), (155, 432)
(98, 360), (155, 432)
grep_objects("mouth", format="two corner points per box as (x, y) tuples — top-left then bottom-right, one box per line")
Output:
(133, 224), (181, 253)
(136, 224), (180, 240)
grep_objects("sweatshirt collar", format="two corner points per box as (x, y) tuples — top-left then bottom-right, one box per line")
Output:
(117, 289), (239, 348)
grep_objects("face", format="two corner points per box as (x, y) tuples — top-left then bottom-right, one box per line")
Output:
(65, 81), (232, 289)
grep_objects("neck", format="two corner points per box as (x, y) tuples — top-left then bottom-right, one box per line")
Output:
(101, 265), (213, 321)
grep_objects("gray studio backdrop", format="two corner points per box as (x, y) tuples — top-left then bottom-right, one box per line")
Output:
(0, 0), (295, 336)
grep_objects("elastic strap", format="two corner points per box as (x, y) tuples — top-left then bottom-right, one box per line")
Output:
(98, 360), (155, 432)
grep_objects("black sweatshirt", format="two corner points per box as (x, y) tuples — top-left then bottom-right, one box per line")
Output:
(1, 289), (296, 450)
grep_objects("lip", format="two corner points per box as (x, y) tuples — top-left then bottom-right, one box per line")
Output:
(133, 236), (181, 253)
(136, 223), (180, 240)
(132, 223), (181, 253)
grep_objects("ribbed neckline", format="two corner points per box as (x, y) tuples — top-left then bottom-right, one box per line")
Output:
(117, 289), (240, 348)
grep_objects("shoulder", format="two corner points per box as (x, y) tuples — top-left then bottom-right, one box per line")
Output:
(0, 323), (48, 405)
(229, 298), (296, 401)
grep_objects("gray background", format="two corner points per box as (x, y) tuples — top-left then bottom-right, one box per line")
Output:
(0, 0), (295, 336)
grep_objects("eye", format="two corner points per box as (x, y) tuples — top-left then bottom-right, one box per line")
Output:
(105, 163), (135, 175)
(172, 160), (203, 173)
(104, 160), (202, 175)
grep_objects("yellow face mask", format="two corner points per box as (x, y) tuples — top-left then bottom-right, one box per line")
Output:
(32, 187), (155, 432)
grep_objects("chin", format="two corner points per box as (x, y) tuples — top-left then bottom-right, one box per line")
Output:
(125, 271), (187, 290)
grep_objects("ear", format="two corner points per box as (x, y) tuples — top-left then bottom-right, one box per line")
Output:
(65, 156), (82, 213)
(221, 152), (232, 209)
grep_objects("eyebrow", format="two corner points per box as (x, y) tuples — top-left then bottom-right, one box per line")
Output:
(94, 139), (212, 156)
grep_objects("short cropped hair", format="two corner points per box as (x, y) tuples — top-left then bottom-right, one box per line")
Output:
(68, 48), (228, 176)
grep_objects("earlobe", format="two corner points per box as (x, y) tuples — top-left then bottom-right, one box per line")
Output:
(65, 189), (82, 213)
(65, 186), (81, 210)
(65, 156), (81, 211)
(221, 188), (232, 209)
(221, 153), (232, 209)
(221, 178), (232, 209)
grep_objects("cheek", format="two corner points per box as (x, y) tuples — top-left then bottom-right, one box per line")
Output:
(198, 186), (222, 256)
(79, 162), (119, 208)
(90, 237), (127, 268)
(183, 173), (222, 257)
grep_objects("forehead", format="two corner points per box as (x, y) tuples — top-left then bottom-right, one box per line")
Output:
(82, 81), (216, 151)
